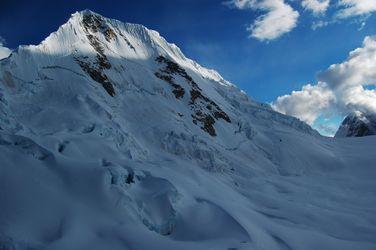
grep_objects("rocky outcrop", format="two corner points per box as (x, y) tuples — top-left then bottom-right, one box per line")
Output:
(155, 56), (231, 136)
(75, 11), (116, 96)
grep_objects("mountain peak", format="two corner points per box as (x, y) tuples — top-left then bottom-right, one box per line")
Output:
(76, 8), (99, 16)
(0, 10), (316, 137)
(8, 10), (235, 94)
(335, 111), (376, 137)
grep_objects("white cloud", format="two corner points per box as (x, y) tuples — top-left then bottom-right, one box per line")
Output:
(272, 82), (336, 125)
(318, 36), (376, 89)
(228, 0), (299, 41)
(339, 86), (376, 113)
(311, 20), (330, 29)
(272, 36), (376, 127)
(336, 0), (376, 18)
(227, 0), (376, 36)
(0, 37), (11, 60)
(228, 0), (255, 9)
(302, 0), (330, 14)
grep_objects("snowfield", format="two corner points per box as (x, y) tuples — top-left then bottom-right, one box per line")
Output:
(0, 10), (375, 250)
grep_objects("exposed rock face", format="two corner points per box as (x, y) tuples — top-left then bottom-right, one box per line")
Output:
(74, 11), (116, 96)
(82, 11), (117, 42)
(155, 56), (231, 136)
(335, 111), (376, 137)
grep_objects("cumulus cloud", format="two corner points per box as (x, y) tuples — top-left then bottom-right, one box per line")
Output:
(0, 37), (11, 60)
(227, 0), (299, 41)
(227, 0), (376, 35)
(339, 86), (376, 113)
(272, 82), (336, 125)
(336, 0), (376, 18)
(318, 36), (376, 89)
(272, 36), (376, 126)
(302, 0), (330, 14)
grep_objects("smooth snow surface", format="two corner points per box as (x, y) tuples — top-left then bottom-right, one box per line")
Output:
(0, 10), (375, 250)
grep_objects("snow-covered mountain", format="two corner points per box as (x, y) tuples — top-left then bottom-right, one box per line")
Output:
(335, 111), (376, 137)
(0, 10), (375, 250)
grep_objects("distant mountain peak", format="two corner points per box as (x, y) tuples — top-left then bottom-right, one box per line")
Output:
(335, 111), (376, 137)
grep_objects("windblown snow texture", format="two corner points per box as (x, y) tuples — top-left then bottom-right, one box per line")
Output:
(0, 10), (375, 250)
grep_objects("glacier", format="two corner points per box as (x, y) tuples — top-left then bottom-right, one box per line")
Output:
(0, 10), (375, 250)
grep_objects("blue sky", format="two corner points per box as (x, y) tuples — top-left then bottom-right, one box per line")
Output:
(1, 0), (376, 136)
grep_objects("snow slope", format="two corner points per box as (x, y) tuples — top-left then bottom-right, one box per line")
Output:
(0, 10), (375, 250)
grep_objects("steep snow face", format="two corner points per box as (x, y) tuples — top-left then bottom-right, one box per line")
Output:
(335, 111), (376, 137)
(0, 10), (376, 250)
(0, 10), (317, 155)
